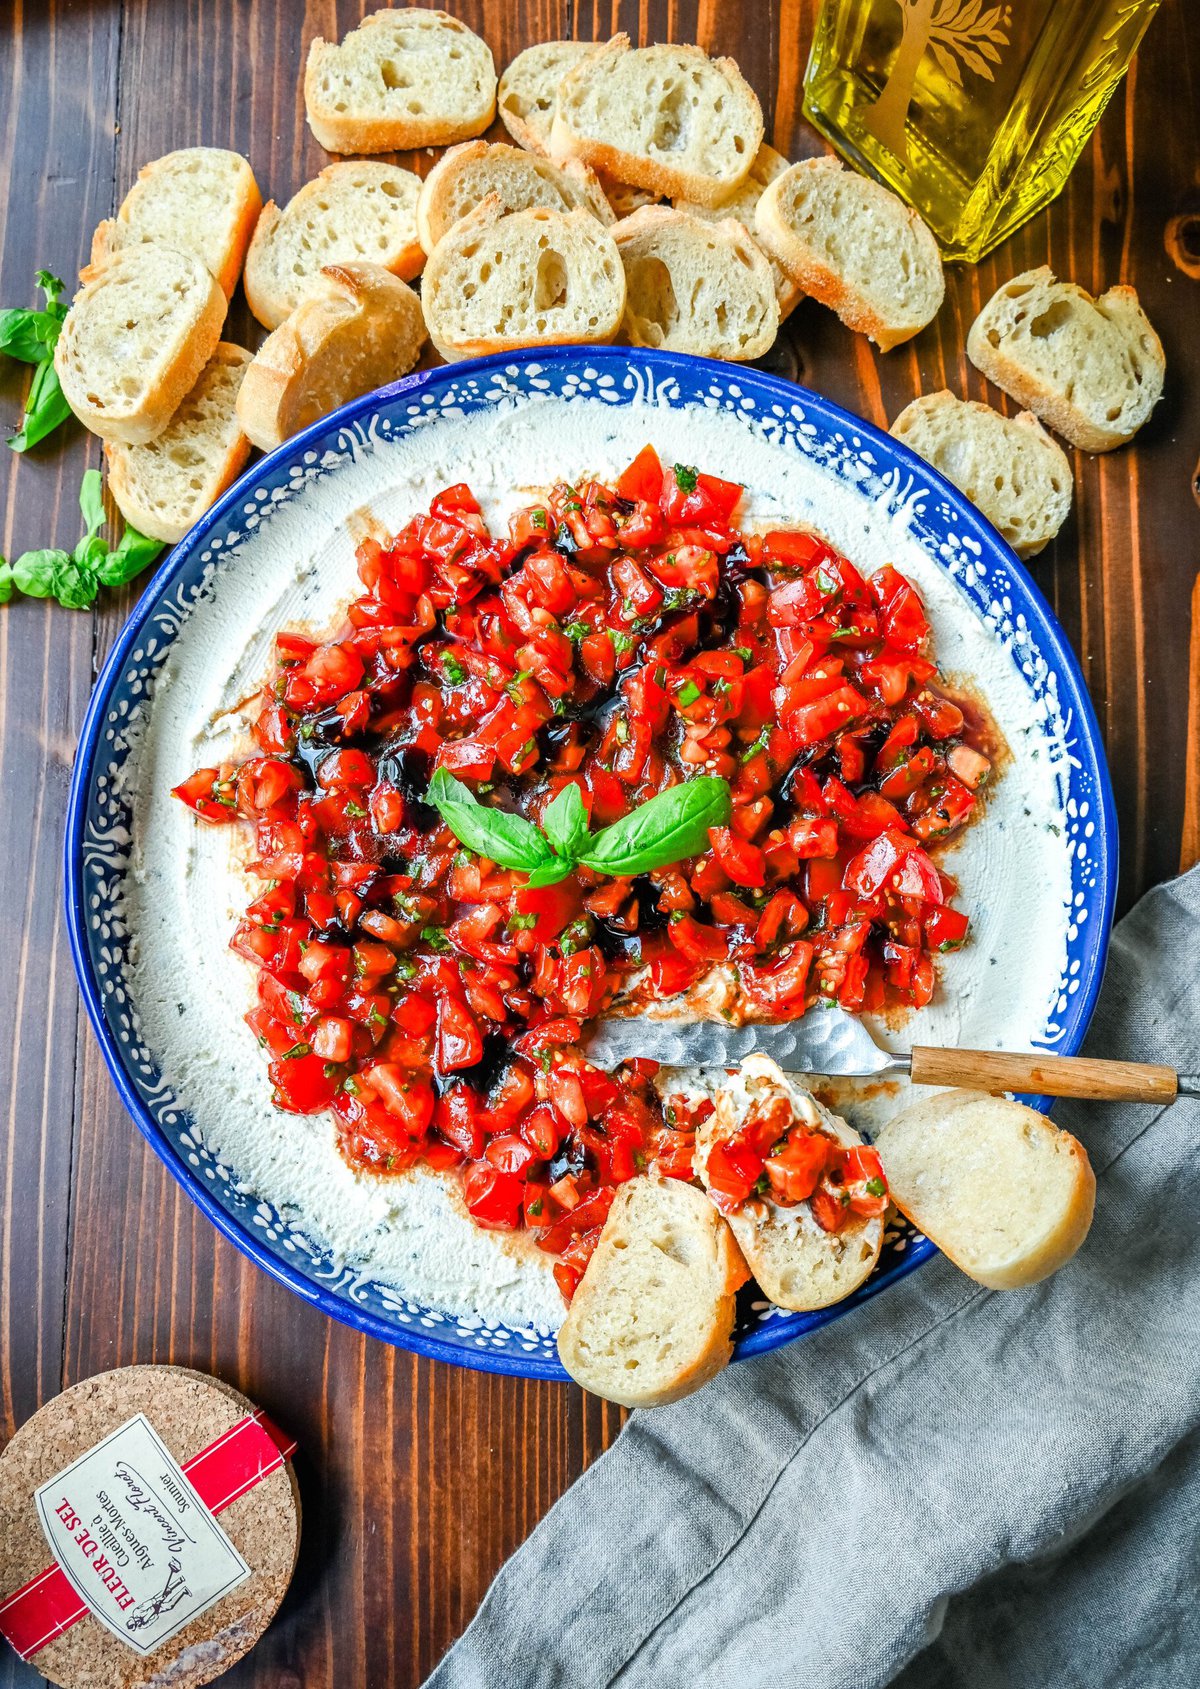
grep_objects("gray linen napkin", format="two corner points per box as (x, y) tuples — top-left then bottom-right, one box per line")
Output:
(427, 869), (1200, 1689)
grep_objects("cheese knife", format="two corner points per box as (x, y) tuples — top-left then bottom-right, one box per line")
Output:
(583, 1008), (1197, 1103)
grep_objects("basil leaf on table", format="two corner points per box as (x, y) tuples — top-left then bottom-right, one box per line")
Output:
(8, 357), (72, 453)
(78, 468), (105, 537)
(12, 548), (69, 598)
(540, 782), (592, 863)
(96, 524), (164, 587)
(426, 768), (555, 873)
(579, 777), (731, 878)
(52, 554), (101, 611)
(2, 271), (71, 454)
(0, 560), (13, 605)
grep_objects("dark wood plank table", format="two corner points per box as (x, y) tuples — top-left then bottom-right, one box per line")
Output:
(1, 2), (1197, 1683)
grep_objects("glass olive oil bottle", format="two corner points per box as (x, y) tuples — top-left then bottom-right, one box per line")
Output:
(802, 0), (1163, 261)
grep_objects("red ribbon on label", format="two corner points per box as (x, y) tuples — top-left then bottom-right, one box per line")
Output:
(0, 1409), (296, 1663)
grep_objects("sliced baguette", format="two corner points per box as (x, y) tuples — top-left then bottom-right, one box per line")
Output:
(966, 267), (1165, 452)
(420, 196), (625, 362)
(696, 1057), (884, 1312)
(550, 35), (763, 209)
(556, 1176), (749, 1408)
(244, 162), (424, 331)
(891, 391), (1073, 559)
(305, 7), (496, 155)
(498, 40), (600, 156)
(673, 142), (802, 319)
(104, 343), (253, 544)
(876, 1089), (1096, 1290)
(614, 206), (779, 361)
(235, 263), (426, 453)
(415, 140), (612, 258)
(54, 246), (226, 445)
(599, 175), (663, 220)
(755, 155), (944, 350)
(90, 147), (261, 302)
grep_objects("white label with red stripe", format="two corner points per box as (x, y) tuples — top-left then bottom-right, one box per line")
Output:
(33, 1414), (250, 1658)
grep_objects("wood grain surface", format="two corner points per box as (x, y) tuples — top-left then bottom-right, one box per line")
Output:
(1, 2), (1197, 1684)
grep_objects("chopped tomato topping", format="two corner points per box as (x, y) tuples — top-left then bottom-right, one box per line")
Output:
(174, 452), (986, 1300)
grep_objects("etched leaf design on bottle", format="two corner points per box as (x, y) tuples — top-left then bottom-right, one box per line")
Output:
(865, 0), (1012, 162)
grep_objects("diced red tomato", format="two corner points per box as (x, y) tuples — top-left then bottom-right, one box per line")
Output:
(173, 456), (986, 1302)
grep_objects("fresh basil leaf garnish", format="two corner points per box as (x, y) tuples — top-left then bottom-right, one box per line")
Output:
(579, 777), (731, 878)
(426, 767), (554, 873)
(540, 783), (591, 862)
(523, 857), (577, 890)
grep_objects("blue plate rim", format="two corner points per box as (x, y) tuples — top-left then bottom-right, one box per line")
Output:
(63, 344), (1118, 1378)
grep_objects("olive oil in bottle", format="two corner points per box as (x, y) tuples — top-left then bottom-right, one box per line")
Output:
(803, 0), (1163, 262)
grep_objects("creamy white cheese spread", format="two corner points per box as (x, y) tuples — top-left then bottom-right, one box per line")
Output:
(121, 392), (1071, 1334)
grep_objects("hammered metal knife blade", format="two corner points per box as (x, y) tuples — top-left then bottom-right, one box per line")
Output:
(583, 1009), (1195, 1103)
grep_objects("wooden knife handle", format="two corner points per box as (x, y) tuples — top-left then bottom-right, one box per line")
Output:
(909, 1047), (1179, 1102)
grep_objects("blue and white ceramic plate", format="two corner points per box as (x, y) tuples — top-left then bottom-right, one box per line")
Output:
(65, 348), (1116, 1378)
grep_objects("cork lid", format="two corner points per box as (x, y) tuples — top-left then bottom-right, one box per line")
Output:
(0, 1366), (300, 1689)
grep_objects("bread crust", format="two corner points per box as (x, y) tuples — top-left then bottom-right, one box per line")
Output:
(235, 263), (426, 453)
(755, 155), (943, 350)
(550, 35), (763, 209)
(966, 267), (1165, 452)
(876, 1090), (1097, 1290)
(89, 148), (261, 301)
(415, 140), (613, 257)
(55, 247), (226, 445)
(891, 390), (1073, 559)
(421, 196), (625, 362)
(556, 1177), (749, 1408)
(304, 8), (496, 154)
(614, 205), (779, 361)
(696, 1065), (884, 1312)
(243, 162), (425, 331)
(105, 343), (253, 544)
(497, 40), (601, 156)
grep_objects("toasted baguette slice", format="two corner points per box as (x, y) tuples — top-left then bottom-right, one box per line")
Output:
(598, 174), (663, 220)
(615, 206), (779, 361)
(498, 40), (600, 156)
(550, 35), (763, 209)
(90, 148), (261, 302)
(104, 344), (253, 544)
(305, 7), (496, 154)
(55, 246), (226, 445)
(966, 268), (1165, 452)
(673, 143), (802, 319)
(755, 156), (944, 350)
(891, 391), (1073, 559)
(420, 196), (625, 362)
(876, 1090), (1096, 1290)
(235, 264), (426, 453)
(416, 141), (612, 257)
(557, 1176), (749, 1408)
(696, 1057), (884, 1312)
(244, 163), (424, 331)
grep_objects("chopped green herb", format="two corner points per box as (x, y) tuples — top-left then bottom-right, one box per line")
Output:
(673, 463), (698, 493)
(676, 680), (702, 708)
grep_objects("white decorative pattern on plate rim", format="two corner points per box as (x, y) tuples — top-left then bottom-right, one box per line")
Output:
(65, 348), (1116, 1378)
